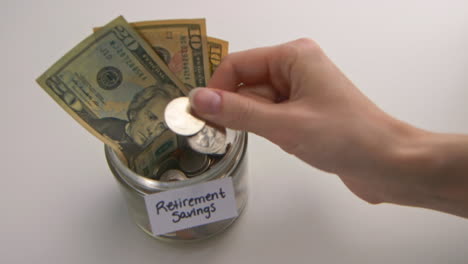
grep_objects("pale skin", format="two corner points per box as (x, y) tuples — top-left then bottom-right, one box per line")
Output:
(188, 38), (468, 218)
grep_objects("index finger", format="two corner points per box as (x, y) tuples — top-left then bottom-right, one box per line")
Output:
(208, 42), (297, 97)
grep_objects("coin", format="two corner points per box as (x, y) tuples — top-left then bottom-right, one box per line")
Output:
(179, 149), (211, 177)
(159, 169), (189, 182)
(214, 143), (230, 155)
(187, 124), (227, 155)
(150, 156), (179, 180)
(164, 97), (205, 136)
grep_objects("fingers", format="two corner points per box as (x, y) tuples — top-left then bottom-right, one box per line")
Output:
(189, 87), (285, 138)
(237, 83), (280, 103)
(209, 40), (305, 97)
(208, 46), (273, 89)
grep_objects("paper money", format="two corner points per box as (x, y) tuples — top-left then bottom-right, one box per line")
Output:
(96, 20), (215, 88)
(39, 16), (231, 176)
(37, 16), (188, 174)
(132, 128), (179, 175)
(129, 19), (211, 90)
(207, 37), (229, 75)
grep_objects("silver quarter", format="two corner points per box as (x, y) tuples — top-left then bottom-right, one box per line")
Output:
(179, 149), (210, 177)
(159, 169), (189, 182)
(164, 97), (205, 136)
(187, 125), (227, 155)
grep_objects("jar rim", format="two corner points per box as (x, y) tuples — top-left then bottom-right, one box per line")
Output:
(105, 130), (247, 193)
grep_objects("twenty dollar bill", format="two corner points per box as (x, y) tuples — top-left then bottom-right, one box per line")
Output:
(37, 16), (187, 174)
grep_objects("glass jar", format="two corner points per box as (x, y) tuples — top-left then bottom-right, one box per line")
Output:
(105, 130), (248, 241)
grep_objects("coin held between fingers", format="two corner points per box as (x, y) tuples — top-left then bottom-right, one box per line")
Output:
(164, 97), (205, 136)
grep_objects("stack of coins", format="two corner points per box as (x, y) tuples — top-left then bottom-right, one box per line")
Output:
(150, 97), (229, 182)
(179, 148), (212, 177)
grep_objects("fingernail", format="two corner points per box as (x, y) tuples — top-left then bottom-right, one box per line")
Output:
(189, 88), (221, 114)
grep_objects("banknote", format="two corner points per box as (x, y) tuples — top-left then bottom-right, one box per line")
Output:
(207, 37), (229, 75)
(105, 19), (212, 90)
(96, 22), (226, 84)
(132, 128), (179, 175)
(37, 16), (187, 174)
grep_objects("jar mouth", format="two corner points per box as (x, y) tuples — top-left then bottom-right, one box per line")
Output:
(105, 129), (247, 193)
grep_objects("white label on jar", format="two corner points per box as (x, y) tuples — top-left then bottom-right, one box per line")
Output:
(144, 177), (239, 236)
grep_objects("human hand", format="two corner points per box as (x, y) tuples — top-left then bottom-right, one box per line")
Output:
(189, 39), (468, 215)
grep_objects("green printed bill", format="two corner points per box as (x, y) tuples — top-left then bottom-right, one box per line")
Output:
(96, 19), (213, 90)
(36, 16), (188, 174)
(131, 19), (211, 90)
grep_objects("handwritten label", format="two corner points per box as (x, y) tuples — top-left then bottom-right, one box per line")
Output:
(144, 177), (238, 235)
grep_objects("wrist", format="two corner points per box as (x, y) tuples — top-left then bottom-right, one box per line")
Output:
(384, 125), (441, 205)
(386, 124), (468, 217)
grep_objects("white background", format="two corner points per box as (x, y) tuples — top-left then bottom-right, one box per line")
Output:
(2, 0), (468, 263)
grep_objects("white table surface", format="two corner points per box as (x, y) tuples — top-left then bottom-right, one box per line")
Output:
(2, 0), (468, 263)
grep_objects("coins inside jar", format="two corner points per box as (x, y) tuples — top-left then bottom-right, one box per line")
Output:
(159, 169), (189, 182)
(153, 97), (231, 182)
(150, 156), (179, 180)
(179, 148), (211, 177)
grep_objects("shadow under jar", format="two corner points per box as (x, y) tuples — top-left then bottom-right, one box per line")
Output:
(105, 130), (248, 242)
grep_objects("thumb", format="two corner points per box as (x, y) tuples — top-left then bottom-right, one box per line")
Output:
(188, 87), (280, 137)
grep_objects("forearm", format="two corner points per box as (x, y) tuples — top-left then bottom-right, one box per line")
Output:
(389, 128), (468, 218)
(191, 39), (468, 218)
